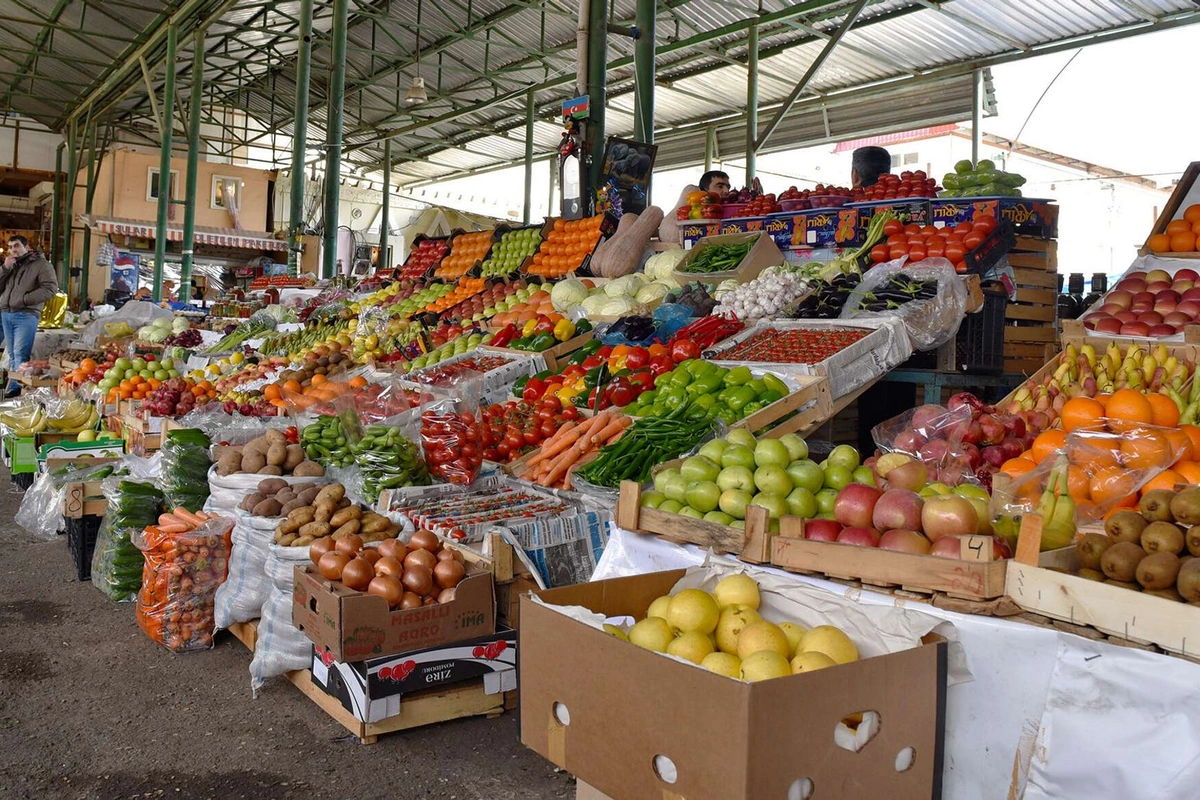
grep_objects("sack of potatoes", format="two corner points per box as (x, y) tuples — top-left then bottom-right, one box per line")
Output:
(271, 483), (401, 548)
(214, 429), (325, 477)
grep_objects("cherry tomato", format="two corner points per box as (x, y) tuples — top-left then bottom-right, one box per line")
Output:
(870, 245), (889, 263)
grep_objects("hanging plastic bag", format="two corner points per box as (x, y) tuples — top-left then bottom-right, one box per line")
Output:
(160, 427), (213, 512)
(840, 258), (967, 351)
(15, 472), (66, 540)
(214, 509), (276, 629)
(90, 477), (163, 602)
(419, 371), (485, 486)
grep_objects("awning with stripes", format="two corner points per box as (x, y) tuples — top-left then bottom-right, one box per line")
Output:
(78, 214), (288, 252)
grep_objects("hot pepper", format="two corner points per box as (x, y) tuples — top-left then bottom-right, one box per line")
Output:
(490, 323), (519, 348)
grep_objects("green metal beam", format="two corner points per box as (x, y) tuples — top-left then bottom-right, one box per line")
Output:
(289, 0), (314, 277)
(153, 24), (177, 304)
(323, 0), (349, 279)
(744, 21), (757, 182)
(379, 136), (390, 267)
(80, 123), (97, 308)
(633, 0), (655, 144)
(522, 89), (534, 224)
(585, 0), (607, 197)
(704, 126), (714, 171)
(51, 143), (62, 270)
(181, 29), (204, 295)
(62, 118), (77, 295)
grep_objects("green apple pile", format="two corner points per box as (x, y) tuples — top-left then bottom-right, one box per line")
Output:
(641, 429), (872, 530)
(389, 283), (456, 316)
(402, 331), (493, 372)
(481, 228), (542, 277)
(606, 573), (860, 681)
(98, 356), (181, 393)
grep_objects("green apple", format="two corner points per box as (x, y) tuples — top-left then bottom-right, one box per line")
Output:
(640, 490), (667, 509)
(827, 444), (861, 473)
(114, 358), (132, 371)
(678, 505), (705, 520)
(131, 358), (147, 372)
(753, 465), (793, 497)
(703, 511), (736, 526)
(654, 468), (682, 496)
(719, 489), (752, 519)
(731, 520), (746, 530)
(725, 429), (757, 449)
(659, 471), (688, 502)
(76, 430), (97, 442)
(786, 459), (824, 493)
(659, 499), (684, 514)
(852, 466), (876, 486)
(785, 487), (817, 518)
(815, 488), (839, 515)
(954, 483), (990, 501)
(824, 465), (853, 491)
(139, 370), (153, 380)
(685, 481), (722, 514)
(167, 370), (180, 379)
(921, 482), (952, 497)
(717, 466), (755, 493)
(778, 433), (809, 461)
(720, 444), (757, 470)
(698, 439), (729, 464)
(754, 439), (790, 468)
(153, 370), (169, 381)
(681, 455), (721, 484)
(749, 493), (789, 519)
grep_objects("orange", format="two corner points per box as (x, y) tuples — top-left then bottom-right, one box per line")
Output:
(1171, 231), (1197, 252)
(1094, 393), (1112, 410)
(1119, 427), (1170, 469)
(1001, 456), (1037, 476)
(1091, 466), (1137, 505)
(349, 375), (368, 389)
(1075, 436), (1122, 469)
(1146, 393), (1181, 428)
(80, 358), (98, 373)
(1031, 430), (1067, 462)
(1166, 219), (1193, 235)
(1186, 204), (1200, 225)
(1175, 460), (1200, 485)
(1141, 469), (1185, 495)
(1165, 428), (1193, 464)
(1066, 465), (1091, 503)
(1060, 397), (1105, 432)
(263, 384), (282, 401)
(1147, 234), (1171, 254)
(1105, 389), (1154, 433)
(310, 374), (327, 386)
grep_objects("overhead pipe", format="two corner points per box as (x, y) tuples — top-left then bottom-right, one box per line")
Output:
(632, 0), (656, 144)
(745, 22), (758, 182)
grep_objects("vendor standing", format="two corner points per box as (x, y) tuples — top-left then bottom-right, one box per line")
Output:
(659, 170), (733, 244)
(0, 235), (58, 397)
(851, 146), (892, 189)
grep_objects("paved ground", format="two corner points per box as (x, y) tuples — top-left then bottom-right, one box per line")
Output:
(0, 481), (574, 800)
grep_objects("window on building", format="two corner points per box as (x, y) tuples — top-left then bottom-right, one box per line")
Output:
(211, 175), (243, 210)
(147, 168), (179, 202)
(903, 152), (919, 165)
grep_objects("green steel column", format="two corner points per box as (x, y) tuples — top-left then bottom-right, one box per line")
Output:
(523, 90), (534, 224)
(971, 68), (983, 166)
(153, 24), (178, 303)
(181, 29), (204, 296)
(745, 22), (758, 183)
(288, 0), (313, 277)
(322, 0), (349, 279)
(633, 0), (655, 144)
(80, 125), (97, 308)
(379, 137), (390, 268)
(585, 0), (608, 195)
(62, 118), (77, 293)
(704, 127), (714, 171)
(50, 142), (62, 268)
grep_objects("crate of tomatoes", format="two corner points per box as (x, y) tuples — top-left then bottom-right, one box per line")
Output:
(867, 213), (1012, 275)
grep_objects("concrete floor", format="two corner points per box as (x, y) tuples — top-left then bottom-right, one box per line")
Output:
(0, 481), (574, 800)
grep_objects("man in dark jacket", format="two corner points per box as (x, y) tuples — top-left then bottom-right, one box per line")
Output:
(1, 235), (58, 396)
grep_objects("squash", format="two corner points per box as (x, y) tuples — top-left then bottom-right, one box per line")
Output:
(591, 206), (665, 278)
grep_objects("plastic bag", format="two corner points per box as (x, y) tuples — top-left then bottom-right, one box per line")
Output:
(214, 509), (276, 629)
(419, 372), (484, 486)
(134, 514), (234, 652)
(872, 402), (979, 487)
(160, 427), (212, 512)
(76, 300), (173, 347)
(15, 472), (65, 540)
(205, 464), (325, 520)
(249, 542), (314, 694)
(840, 258), (967, 351)
(90, 477), (163, 602)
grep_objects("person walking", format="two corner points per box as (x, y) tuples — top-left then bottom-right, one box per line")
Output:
(1, 235), (58, 397)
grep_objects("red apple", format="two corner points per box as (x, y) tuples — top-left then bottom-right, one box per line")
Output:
(1149, 324), (1178, 337)
(1132, 291), (1156, 305)
(1137, 311), (1164, 325)
(911, 404), (947, 433)
(804, 519), (842, 542)
(1114, 311), (1138, 324)
(1094, 317), (1123, 334)
(1176, 268), (1199, 282)
(1173, 281), (1194, 294)
(1117, 278), (1147, 293)
(1083, 315), (1100, 330)
(1181, 288), (1200, 303)
(1146, 269), (1172, 284)
(879, 529), (932, 554)
(1165, 311), (1191, 327)
(1157, 289), (1181, 305)
(921, 496), (979, 542)
(1130, 303), (1154, 315)
(872, 489), (924, 532)
(1097, 303), (1125, 316)
(834, 484), (883, 529)
(837, 527), (881, 547)
(892, 427), (926, 453)
(1120, 321), (1151, 337)
(1105, 290), (1133, 308)
(930, 536), (964, 559)
(1179, 300), (1200, 317)
(1147, 281), (1173, 293)
(1154, 300), (1178, 315)
(886, 460), (928, 492)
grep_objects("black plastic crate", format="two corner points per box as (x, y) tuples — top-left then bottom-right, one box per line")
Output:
(955, 290), (1008, 374)
(66, 515), (103, 582)
(963, 221), (1017, 276)
(11, 471), (34, 491)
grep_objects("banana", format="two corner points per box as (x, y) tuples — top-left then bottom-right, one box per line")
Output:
(1043, 469), (1077, 551)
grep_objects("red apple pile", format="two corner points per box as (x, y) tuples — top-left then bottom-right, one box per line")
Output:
(1083, 267), (1200, 337)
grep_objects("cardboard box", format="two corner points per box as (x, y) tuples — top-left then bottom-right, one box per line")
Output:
(930, 197), (1058, 238)
(717, 216), (765, 236)
(672, 232), (785, 285)
(679, 220), (721, 248)
(310, 627), (517, 722)
(292, 563), (496, 663)
(761, 208), (862, 249)
(520, 570), (947, 800)
(38, 437), (125, 468)
(2, 433), (37, 474)
(848, 198), (932, 236)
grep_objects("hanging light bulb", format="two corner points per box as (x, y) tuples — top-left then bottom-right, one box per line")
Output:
(405, 75), (428, 105)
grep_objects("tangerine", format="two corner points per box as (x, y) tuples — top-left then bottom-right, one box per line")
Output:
(1141, 469), (1185, 495)
(1146, 393), (1181, 428)
(1066, 465), (1091, 503)
(1060, 397), (1105, 433)
(1147, 234), (1170, 253)
(1119, 427), (1170, 469)
(1166, 428), (1193, 464)
(1182, 424), (1200, 454)
(1171, 231), (1197, 252)
(1090, 466), (1137, 505)
(1174, 460), (1200, 485)
(1166, 219), (1193, 235)
(1001, 456), (1037, 476)
(1075, 435), (1122, 469)
(1186, 204), (1200, 225)
(1031, 430), (1067, 462)
(1105, 389), (1153, 433)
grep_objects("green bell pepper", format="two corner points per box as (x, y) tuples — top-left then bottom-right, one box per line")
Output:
(724, 386), (756, 412)
(724, 366), (753, 386)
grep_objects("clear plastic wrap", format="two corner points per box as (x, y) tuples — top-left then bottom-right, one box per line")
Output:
(419, 372), (484, 486)
(134, 514), (234, 652)
(159, 428), (212, 512)
(872, 402), (979, 487)
(90, 477), (163, 602)
(249, 542), (314, 694)
(15, 473), (65, 540)
(840, 258), (967, 351)
(213, 509), (276, 629)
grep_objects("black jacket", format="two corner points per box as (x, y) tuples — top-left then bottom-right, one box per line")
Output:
(0, 251), (58, 314)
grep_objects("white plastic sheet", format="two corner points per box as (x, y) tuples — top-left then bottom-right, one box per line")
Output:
(213, 509), (275, 629)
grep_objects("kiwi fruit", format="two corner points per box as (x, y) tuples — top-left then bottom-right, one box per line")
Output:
(1135, 551), (1182, 590)
(1139, 490), (1177, 523)
(1169, 487), (1200, 526)
(1144, 586), (1184, 602)
(1177, 559), (1200, 603)
(1141, 521), (1185, 555)
(1105, 580), (1142, 592)
(1076, 568), (1105, 582)
(1101, 541), (1146, 582)
(1187, 525), (1200, 557)
(1105, 510), (1148, 544)
(1076, 533), (1113, 571)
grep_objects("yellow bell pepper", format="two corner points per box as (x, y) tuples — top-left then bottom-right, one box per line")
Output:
(522, 319), (540, 338)
(553, 318), (577, 342)
(557, 384), (585, 404)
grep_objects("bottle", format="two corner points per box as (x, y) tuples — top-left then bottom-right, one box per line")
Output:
(1081, 273), (1107, 314)
(1057, 273), (1078, 321)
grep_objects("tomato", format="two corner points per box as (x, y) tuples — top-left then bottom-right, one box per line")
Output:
(886, 234), (907, 247)
(904, 223), (921, 235)
(539, 420), (558, 439)
(888, 245), (908, 261)
(963, 232), (985, 250)
(670, 339), (701, 363)
(882, 219), (904, 236)
(870, 245), (890, 263)
(523, 429), (542, 446)
(944, 243), (966, 262)
(561, 406), (580, 421)
(954, 222), (974, 237)
(954, 261), (968, 274)
(907, 244), (927, 261)
(926, 242), (945, 258)
(625, 347), (650, 370)
(972, 214), (998, 234)
(920, 225), (939, 237)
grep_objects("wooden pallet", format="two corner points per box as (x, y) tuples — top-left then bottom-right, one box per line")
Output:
(1004, 236), (1058, 374)
(227, 620), (515, 744)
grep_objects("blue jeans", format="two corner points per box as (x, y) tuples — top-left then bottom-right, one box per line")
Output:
(3, 310), (39, 393)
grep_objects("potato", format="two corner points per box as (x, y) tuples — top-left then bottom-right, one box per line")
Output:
(275, 488), (296, 505)
(278, 533), (297, 547)
(360, 515), (389, 535)
(276, 518), (301, 536)
(242, 437), (268, 456)
(329, 506), (363, 527)
(258, 465), (283, 475)
(266, 442), (288, 468)
(292, 535), (315, 547)
(240, 493), (265, 512)
(265, 428), (287, 448)
(315, 484), (345, 506)
(283, 445), (306, 471)
(288, 506), (316, 525)
(252, 498), (283, 517)
(331, 519), (361, 539)
(314, 503), (334, 524)
(242, 452), (267, 473)
(216, 453), (242, 477)
(299, 521), (331, 539)
(296, 485), (322, 505)
(280, 498), (307, 516)
(293, 460), (325, 477)
(257, 478), (287, 495)
(336, 497), (352, 509)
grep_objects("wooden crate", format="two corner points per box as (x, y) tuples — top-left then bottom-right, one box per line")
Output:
(1007, 515), (1200, 658)
(1139, 161), (1200, 258)
(481, 331), (595, 374)
(1004, 236), (1059, 374)
(62, 480), (110, 518)
(227, 620), (515, 744)
(125, 425), (161, 456)
(447, 532), (539, 629)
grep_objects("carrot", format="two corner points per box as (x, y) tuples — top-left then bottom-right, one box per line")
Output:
(589, 416), (629, 447)
(192, 510), (211, 521)
(158, 523), (190, 533)
(563, 451), (602, 490)
(173, 507), (206, 527)
(541, 441), (593, 487)
(158, 513), (187, 528)
(525, 421), (579, 467)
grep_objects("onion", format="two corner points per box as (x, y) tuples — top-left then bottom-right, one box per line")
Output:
(437, 587), (457, 604)
(401, 563), (434, 597)
(423, 596), (437, 605)
(433, 559), (466, 589)
(341, 558), (375, 592)
(359, 548), (382, 566)
(309, 536), (335, 565)
(367, 575), (403, 608)
(436, 548), (463, 563)
(409, 529), (441, 554)
(400, 591), (422, 609)
(318, 551), (350, 581)
(378, 538), (405, 560)
(334, 533), (363, 557)
(404, 548), (437, 572)
(373, 555), (404, 579)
